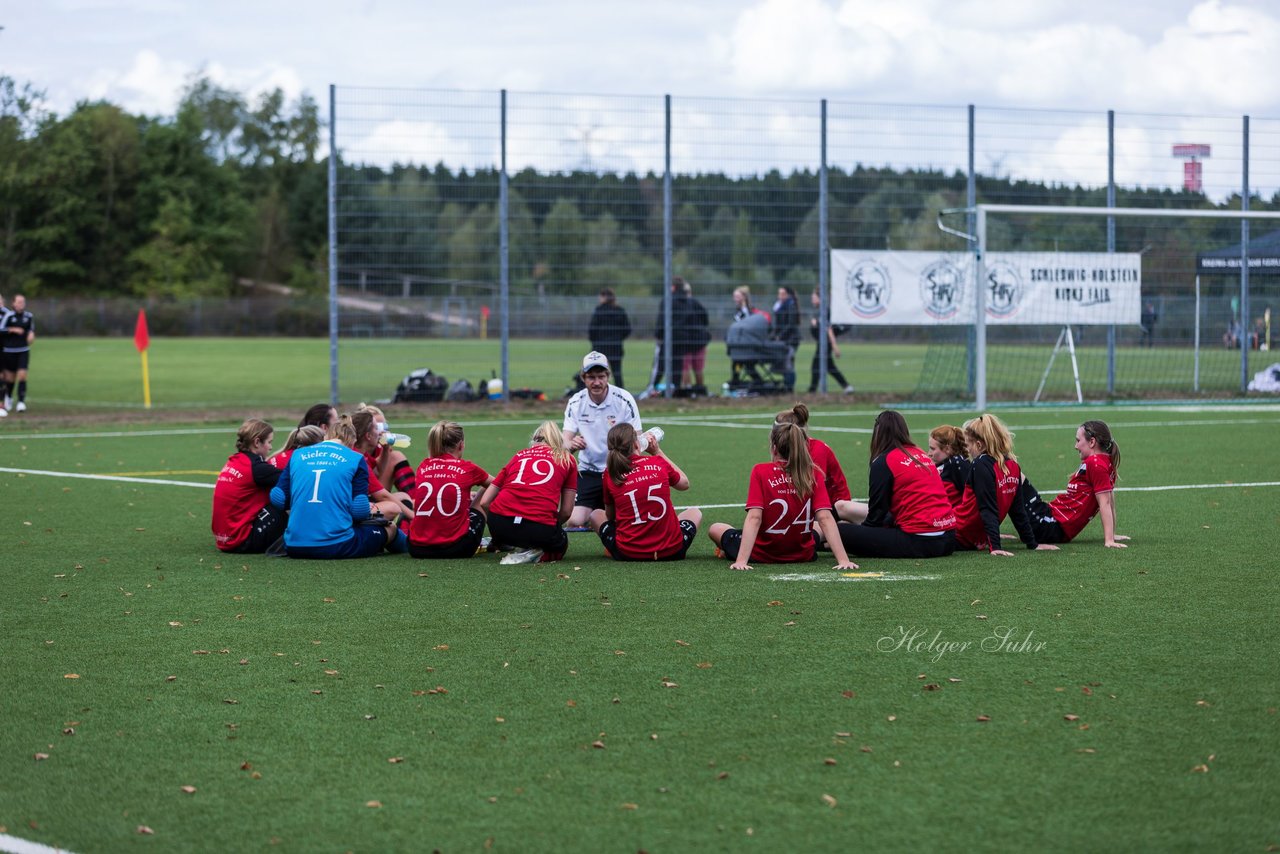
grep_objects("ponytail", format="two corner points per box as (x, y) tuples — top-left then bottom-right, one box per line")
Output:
(1081, 420), (1121, 478)
(427, 420), (465, 458)
(605, 423), (638, 486)
(771, 422), (815, 500)
(963, 413), (1016, 478)
(282, 424), (326, 453)
(531, 421), (574, 468)
(774, 403), (810, 436)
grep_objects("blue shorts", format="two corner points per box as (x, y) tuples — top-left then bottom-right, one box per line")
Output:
(286, 526), (390, 559)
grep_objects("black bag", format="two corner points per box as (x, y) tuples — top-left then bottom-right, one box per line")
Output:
(446, 379), (477, 403)
(392, 368), (448, 403)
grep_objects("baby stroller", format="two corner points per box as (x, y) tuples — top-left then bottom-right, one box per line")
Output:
(725, 313), (790, 396)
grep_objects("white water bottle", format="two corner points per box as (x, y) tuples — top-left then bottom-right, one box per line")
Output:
(643, 426), (665, 448)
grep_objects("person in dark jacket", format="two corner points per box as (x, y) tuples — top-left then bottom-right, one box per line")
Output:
(641, 279), (693, 399)
(680, 279), (711, 395)
(772, 286), (801, 391)
(588, 288), (632, 388)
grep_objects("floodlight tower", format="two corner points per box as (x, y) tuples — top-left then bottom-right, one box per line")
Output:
(1172, 143), (1211, 192)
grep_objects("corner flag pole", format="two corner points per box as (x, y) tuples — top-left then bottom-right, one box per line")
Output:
(134, 309), (152, 409)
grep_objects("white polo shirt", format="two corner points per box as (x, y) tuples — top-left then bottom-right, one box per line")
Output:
(562, 385), (642, 473)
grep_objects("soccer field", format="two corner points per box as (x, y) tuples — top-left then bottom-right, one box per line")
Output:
(2, 400), (1279, 852)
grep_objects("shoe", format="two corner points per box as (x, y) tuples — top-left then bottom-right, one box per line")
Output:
(475, 536), (494, 556)
(2, 395), (9, 409)
(15, 401), (25, 412)
(538, 550), (565, 564)
(0, 408), (6, 418)
(499, 548), (544, 565)
(843, 386), (855, 393)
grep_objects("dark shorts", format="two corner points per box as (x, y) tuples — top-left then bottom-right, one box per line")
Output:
(1017, 479), (1066, 544)
(286, 525), (391, 559)
(574, 470), (605, 510)
(715, 528), (818, 564)
(224, 505), (287, 554)
(2, 351), (29, 372)
(409, 508), (486, 559)
(487, 512), (569, 555)
(598, 519), (697, 562)
(836, 524), (956, 559)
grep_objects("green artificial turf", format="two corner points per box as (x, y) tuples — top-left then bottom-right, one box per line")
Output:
(2, 404), (1279, 852)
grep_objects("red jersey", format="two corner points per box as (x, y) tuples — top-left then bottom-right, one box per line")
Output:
(936, 454), (970, 509)
(865, 446), (957, 534)
(489, 446), (579, 527)
(954, 456), (1035, 551)
(269, 449), (293, 470)
(743, 461), (832, 563)
(212, 452), (272, 551)
(1049, 453), (1115, 541)
(808, 437), (852, 503)
(408, 456), (490, 547)
(362, 452), (386, 494)
(602, 454), (683, 559)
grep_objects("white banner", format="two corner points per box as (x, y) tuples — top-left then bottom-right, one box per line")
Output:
(830, 250), (1141, 325)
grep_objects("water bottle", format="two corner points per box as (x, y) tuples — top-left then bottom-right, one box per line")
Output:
(643, 426), (665, 448)
(382, 431), (413, 449)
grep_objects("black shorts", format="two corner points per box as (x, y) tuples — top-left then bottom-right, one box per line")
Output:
(224, 505), (286, 554)
(487, 512), (569, 554)
(1017, 479), (1066, 544)
(2, 351), (29, 372)
(598, 519), (697, 561)
(574, 470), (605, 510)
(408, 508), (486, 559)
(715, 528), (818, 564)
(836, 523), (956, 559)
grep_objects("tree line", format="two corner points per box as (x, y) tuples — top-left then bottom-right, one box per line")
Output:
(2, 74), (1274, 300)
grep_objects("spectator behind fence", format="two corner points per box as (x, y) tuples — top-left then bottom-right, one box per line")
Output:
(587, 288), (632, 388)
(680, 279), (711, 395)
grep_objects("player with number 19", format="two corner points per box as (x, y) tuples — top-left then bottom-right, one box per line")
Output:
(707, 421), (859, 571)
(480, 421), (579, 563)
(407, 421), (494, 559)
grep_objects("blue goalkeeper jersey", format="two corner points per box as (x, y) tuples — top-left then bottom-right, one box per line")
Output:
(271, 441), (372, 547)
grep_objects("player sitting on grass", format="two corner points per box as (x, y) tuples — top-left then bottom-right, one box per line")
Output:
(589, 423), (702, 562)
(951, 414), (1058, 557)
(480, 421), (578, 565)
(407, 421), (495, 559)
(212, 418), (286, 554)
(269, 419), (400, 559)
(707, 421), (859, 571)
(355, 403), (416, 497)
(774, 403), (865, 524)
(270, 425), (326, 470)
(927, 424), (971, 511)
(1016, 419), (1130, 549)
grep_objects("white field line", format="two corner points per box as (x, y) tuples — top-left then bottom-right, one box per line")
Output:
(0, 833), (80, 854)
(0, 467), (214, 489)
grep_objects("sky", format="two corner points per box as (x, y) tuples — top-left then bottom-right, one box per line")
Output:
(4, 0), (1280, 195)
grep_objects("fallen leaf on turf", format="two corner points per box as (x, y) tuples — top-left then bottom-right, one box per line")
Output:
(674, 639), (690, 647)
(650, 733), (658, 740)
(923, 683), (941, 691)
(193, 650), (210, 655)
(433, 644), (449, 651)
(841, 690), (855, 699)
(324, 669), (338, 676)
(696, 662), (713, 669)
(1077, 748), (1096, 754)
(783, 621), (797, 627)
(137, 826), (154, 835)
(823, 757), (837, 766)
(767, 600), (783, 607)
(661, 680), (679, 688)
(976, 615), (988, 620)
(310, 690), (322, 695)
(566, 699), (577, 707)
(165, 675), (176, 682)
(168, 621), (183, 627)
(495, 717), (505, 723)
(387, 757), (404, 764)
(1063, 714), (1079, 721)
(976, 715), (991, 722)
(948, 678), (962, 683)
(62, 727), (75, 736)
(613, 650), (626, 656)
(717, 772), (730, 780)
(822, 793), (837, 807)
(860, 746), (873, 752)
(621, 803), (638, 810)
(180, 786), (196, 794)
(887, 715), (897, 722)
(1081, 686), (1093, 695)
(241, 762), (252, 770)
(322, 598), (335, 603)
(1196, 700), (1211, 707)
(1190, 764), (1209, 773)
(64, 674), (80, 679)
(239, 659), (249, 666)
(835, 731), (851, 738)
(34, 753), (49, 761)
(223, 698), (239, 705)
(366, 800), (382, 808)
(592, 740), (606, 749)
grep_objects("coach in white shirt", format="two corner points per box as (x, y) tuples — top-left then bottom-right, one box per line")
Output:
(563, 351), (644, 527)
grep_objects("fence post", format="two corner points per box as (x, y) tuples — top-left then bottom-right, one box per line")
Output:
(818, 99), (829, 393)
(327, 83), (339, 407)
(662, 94), (673, 398)
(1106, 109), (1116, 395)
(1240, 115), (1250, 391)
(967, 105), (977, 396)
(975, 207), (987, 410)
(500, 89), (510, 396)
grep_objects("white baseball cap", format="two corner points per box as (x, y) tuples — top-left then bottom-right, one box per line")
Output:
(582, 351), (611, 373)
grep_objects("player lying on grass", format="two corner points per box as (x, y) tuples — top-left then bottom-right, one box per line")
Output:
(212, 418), (286, 553)
(479, 421), (579, 565)
(589, 423), (702, 562)
(1016, 419), (1129, 549)
(707, 421), (859, 571)
(407, 421), (494, 560)
(773, 403), (866, 524)
(834, 410), (958, 560)
(269, 419), (401, 559)
(951, 413), (1059, 557)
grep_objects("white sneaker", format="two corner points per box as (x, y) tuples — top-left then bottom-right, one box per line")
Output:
(499, 548), (544, 565)
(2, 395), (9, 409)
(14, 401), (25, 412)
(0, 408), (6, 418)
(843, 386), (856, 394)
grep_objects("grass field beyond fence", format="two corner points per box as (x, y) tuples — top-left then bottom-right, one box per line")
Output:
(2, 399), (1279, 851)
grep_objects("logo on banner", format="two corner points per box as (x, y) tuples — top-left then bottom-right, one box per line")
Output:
(919, 260), (965, 319)
(844, 260), (891, 319)
(984, 261), (1023, 318)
